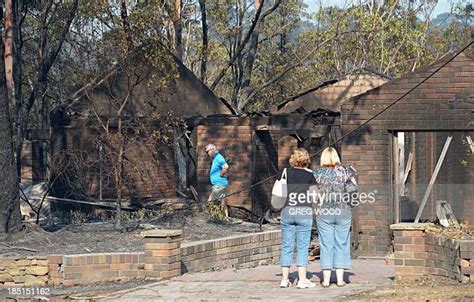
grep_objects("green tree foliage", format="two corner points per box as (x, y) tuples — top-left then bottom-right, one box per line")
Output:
(23, 0), (473, 114)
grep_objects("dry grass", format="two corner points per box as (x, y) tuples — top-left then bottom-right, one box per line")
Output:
(345, 275), (474, 301)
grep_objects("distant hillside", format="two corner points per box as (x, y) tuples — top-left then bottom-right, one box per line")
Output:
(431, 11), (473, 28)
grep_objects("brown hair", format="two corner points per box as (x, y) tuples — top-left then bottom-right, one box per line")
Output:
(289, 148), (311, 168)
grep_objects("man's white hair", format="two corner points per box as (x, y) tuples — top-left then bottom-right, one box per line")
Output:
(205, 144), (217, 152)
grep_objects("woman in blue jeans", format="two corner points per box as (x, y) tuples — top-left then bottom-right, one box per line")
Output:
(313, 147), (356, 288)
(279, 148), (317, 289)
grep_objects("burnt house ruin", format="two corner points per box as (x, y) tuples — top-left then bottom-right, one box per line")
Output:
(22, 41), (473, 256)
(49, 47), (232, 203)
(341, 42), (474, 256)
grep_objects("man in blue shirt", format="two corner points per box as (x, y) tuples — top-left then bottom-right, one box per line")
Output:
(205, 144), (229, 218)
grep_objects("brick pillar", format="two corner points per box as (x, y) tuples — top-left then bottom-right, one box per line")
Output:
(142, 229), (182, 280)
(390, 223), (432, 280)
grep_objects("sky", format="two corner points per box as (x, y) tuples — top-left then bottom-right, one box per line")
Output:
(303, 0), (457, 17)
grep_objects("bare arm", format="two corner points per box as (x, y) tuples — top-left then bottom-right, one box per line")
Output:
(220, 164), (229, 177)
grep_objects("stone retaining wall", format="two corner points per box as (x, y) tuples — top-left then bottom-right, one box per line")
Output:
(0, 257), (49, 287)
(390, 223), (474, 283)
(1, 229), (281, 288)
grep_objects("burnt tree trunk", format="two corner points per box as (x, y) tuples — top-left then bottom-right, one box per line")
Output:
(15, 0), (78, 176)
(0, 4), (22, 237)
(175, 0), (183, 60)
(237, 0), (282, 111)
(119, 0), (134, 52)
(198, 0), (208, 82)
(114, 118), (125, 231)
(4, 0), (14, 101)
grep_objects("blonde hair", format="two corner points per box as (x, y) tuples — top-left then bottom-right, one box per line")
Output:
(289, 148), (311, 168)
(320, 147), (341, 167)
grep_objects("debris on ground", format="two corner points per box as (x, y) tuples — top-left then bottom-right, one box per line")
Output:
(308, 242), (320, 261)
(19, 182), (50, 219)
(425, 222), (474, 239)
(2, 203), (278, 257)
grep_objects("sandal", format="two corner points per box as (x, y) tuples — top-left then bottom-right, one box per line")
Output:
(321, 282), (330, 288)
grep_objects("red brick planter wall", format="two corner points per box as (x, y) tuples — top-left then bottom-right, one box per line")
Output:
(180, 230), (281, 274)
(59, 252), (145, 286)
(391, 223), (474, 283)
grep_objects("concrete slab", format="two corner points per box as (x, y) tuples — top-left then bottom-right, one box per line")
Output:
(95, 259), (395, 301)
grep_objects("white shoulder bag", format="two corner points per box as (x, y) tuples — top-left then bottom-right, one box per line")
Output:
(270, 168), (288, 211)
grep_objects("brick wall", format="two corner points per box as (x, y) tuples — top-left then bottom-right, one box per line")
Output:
(253, 131), (278, 211)
(277, 136), (298, 169)
(253, 130), (328, 213)
(20, 140), (33, 183)
(196, 118), (253, 210)
(20, 140), (46, 183)
(60, 252), (145, 286)
(278, 72), (389, 113)
(391, 223), (474, 283)
(341, 46), (474, 256)
(180, 230), (281, 274)
(51, 118), (176, 200)
(1, 230), (281, 288)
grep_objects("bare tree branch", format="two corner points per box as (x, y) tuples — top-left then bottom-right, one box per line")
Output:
(239, 28), (385, 110)
(209, 0), (265, 90)
(27, 0), (79, 110)
(237, 0), (283, 109)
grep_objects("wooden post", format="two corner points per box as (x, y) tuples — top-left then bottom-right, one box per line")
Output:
(393, 132), (400, 224)
(466, 136), (474, 153)
(414, 136), (453, 223)
(398, 132), (405, 196)
(400, 152), (414, 196)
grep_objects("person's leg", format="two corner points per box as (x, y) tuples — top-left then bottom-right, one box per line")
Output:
(334, 209), (352, 286)
(219, 187), (229, 218)
(317, 214), (336, 286)
(280, 216), (295, 286)
(281, 266), (290, 280)
(295, 217), (315, 288)
(296, 266), (315, 288)
(335, 269), (345, 286)
(207, 186), (216, 203)
(322, 270), (332, 287)
(295, 217), (312, 276)
(208, 185), (223, 203)
(208, 186), (228, 217)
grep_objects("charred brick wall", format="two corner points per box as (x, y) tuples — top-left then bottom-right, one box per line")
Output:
(50, 117), (176, 201)
(196, 118), (253, 211)
(341, 46), (474, 256)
